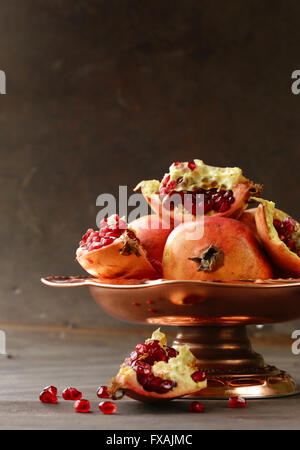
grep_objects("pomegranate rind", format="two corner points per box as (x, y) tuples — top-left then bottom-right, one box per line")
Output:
(162, 217), (273, 281)
(135, 160), (260, 225)
(110, 329), (207, 400)
(239, 208), (261, 242)
(129, 215), (173, 263)
(254, 198), (300, 276)
(76, 232), (159, 280)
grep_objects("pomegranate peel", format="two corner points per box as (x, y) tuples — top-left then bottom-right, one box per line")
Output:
(162, 217), (273, 281)
(129, 214), (173, 264)
(110, 329), (207, 401)
(135, 160), (262, 225)
(76, 215), (159, 280)
(253, 198), (300, 276)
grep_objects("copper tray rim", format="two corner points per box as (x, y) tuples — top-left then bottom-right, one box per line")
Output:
(41, 276), (300, 290)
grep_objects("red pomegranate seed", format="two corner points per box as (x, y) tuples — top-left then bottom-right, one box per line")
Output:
(74, 399), (91, 413)
(165, 346), (178, 359)
(132, 302), (140, 306)
(39, 390), (58, 404)
(191, 370), (207, 383)
(286, 239), (296, 251)
(273, 219), (282, 230)
(135, 343), (148, 354)
(99, 401), (117, 415)
(62, 387), (82, 401)
(188, 162), (197, 171)
(132, 360), (152, 375)
(156, 379), (176, 394)
(228, 396), (247, 408)
(190, 401), (205, 413)
(152, 347), (168, 362)
(146, 299), (154, 304)
(148, 308), (157, 313)
(97, 386), (111, 399)
(43, 385), (57, 396)
(146, 340), (160, 350)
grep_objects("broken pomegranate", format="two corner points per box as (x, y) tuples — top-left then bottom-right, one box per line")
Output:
(129, 214), (173, 264)
(97, 386), (111, 399)
(254, 198), (300, 277)
(162, 217), (273, 281)
(76, 214), (160, 280)
(62, 387), (82, 401)
(135, 160), (261, 226)
(74, 399), (91, 413)
(99, 401), (117, 414)
(228, 396), (247, 408)
(189, 401), (205, 413)
(110, 329), (207, 401)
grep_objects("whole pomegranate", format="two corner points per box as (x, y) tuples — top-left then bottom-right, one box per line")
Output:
(76, 215), (159, 280)
(135, 160), (261, 226)
(162, 217), (273, 281)
(110, 329), (207, 401)
(129, 215), (173, 264)
(254, 198), (300, 277)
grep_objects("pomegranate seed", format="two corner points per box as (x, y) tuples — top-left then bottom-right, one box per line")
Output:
(62, 387), (82, 401)
(143, 376), (163, 392)
(165, 346), (178, 359)
(190, 401), (205, 413)
(39, 390), (58, 404)
(99, 401), (117, 414)
(273, 219), (282, 230)
(132, 360), (152, 375)
(146, 340), (160, 350)
(148, 308), (157, 313)
(146, 299), (154, 304)
(74, 399), (91, 413)
(286, 239), (296, 251)
(43, 385), (57, 396)
(152, 347), (168, 362)
(132, 302), (140, 306)
(283, 217), (296, 233)
(191, 370), (207, 383)
(156, 380), (176, 394)
(228, 396), (247, 408)
(188, 162), (197, 171)
(135, 343), (148, 354)
(97, 386), (111, 399)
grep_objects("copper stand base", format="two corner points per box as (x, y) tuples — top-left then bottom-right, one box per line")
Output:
(173, 326), (298, 399)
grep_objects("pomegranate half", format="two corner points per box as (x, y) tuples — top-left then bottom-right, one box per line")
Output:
(110, 329), (207, 401)
(135, 160), (261, 226)
(162, 217), (273, 281)
(254, 198), (300, 277)
(76, 215), (159, 280)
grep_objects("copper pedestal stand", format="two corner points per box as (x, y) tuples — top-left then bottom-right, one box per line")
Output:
(41, 276), (300, 399)
(173, 325), (296, 398)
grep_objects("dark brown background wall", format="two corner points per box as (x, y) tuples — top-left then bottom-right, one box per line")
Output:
(0, 0), (299, 329)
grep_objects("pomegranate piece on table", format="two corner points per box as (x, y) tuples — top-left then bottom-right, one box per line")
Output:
(109, 329), (207, 401)
(253, 198), (300, 277)
(135, 160), (261, 225)
(162, 217), (273, 281)
(39, 387), (58, 404)
(99, 401), (117, 415)
(74, 399), (91, 413)
(189, 401), (205, 413)
(76, 214), (160, 280)
(228, 396), (247, 408)
(97, 385), (111, 399)
(62, 387), (82, 401)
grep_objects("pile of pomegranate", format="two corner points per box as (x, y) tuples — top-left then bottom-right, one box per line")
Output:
(76, 159), (300, 281)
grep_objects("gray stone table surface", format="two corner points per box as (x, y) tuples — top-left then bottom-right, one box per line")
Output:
(0, 324), (299, 430)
